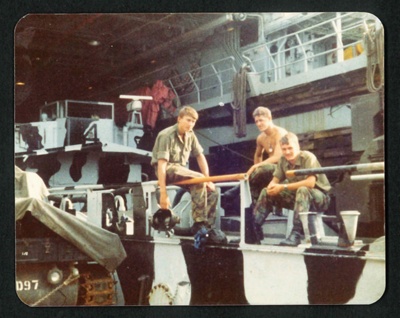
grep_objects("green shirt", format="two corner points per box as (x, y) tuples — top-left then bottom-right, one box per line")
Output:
(151, 124), (203, 167)
(274, 150), (331, 192)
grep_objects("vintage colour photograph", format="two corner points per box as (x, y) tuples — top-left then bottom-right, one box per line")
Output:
(14, 12), (384, 306)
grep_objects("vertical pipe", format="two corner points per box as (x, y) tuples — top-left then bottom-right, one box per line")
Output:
(240, 178), (252, 246)
(123, 126), (128, 146)
(335, 13), (344, 62)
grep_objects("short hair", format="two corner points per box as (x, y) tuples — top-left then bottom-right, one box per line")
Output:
(178, 106), (199, 120)
(252, 106), (272, 119)
(280, 132), (299, 145)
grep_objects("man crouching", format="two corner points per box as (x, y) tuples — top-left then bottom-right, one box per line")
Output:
(253, 132), (331, 246)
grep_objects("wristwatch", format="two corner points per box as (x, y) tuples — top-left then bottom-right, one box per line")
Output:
(284, 184), (288, 190)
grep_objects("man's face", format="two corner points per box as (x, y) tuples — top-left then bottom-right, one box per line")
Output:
(254, 115), (271, 132)
(177, 115), (196, 133)
(280, 139), (300, 163)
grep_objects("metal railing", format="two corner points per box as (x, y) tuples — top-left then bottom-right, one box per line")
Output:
(166, 56), (237, 105)
(163, 13), (376, 106)
(242, 12), (372, 83)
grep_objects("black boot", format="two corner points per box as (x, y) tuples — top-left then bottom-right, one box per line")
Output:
(280, 230), (301, 246)
(254, 223), (264, 244)
(274, 206), (283, 217)
(190, 221), (207, 235)
(244, 207), (264, 245)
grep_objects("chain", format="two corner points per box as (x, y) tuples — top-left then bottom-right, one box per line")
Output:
(78, 272), (116, 306)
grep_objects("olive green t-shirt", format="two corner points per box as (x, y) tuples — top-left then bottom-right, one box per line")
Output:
(274, 150), (331, 192)
(151, 124), (203, 167)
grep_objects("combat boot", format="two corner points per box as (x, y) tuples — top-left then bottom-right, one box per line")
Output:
(274, 206), (283, 217)
(190, 221), (207, 235)
(254, 223), (264, 244)
(280, 230), (301, 246)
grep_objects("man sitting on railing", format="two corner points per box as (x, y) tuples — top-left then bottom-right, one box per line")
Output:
(223, 106), (286, 214)
(253, 132), (331, 246)
(151, 106), (218, 235)
(247, 106), (288, 207)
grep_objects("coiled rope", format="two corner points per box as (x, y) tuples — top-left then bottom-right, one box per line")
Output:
(364, 23), (384, 92)
(232, 65), (248, 137)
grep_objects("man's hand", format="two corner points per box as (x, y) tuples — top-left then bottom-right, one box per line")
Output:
(206, 181), (216, 192)
(246, 164), (259, 176)
(266, 183), (283, 196)
(159, 191), (171, 209)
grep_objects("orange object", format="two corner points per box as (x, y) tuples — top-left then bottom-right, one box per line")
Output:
(173, 173), (248, 185)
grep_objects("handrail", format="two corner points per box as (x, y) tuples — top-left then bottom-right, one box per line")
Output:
(165, 56), (237, 105)
(286, 162), (384, 178)
(173, 173), (248, 186)
(350, 173), (384, 181)
(266, 12), (354, 45)
(242, 12), (370, 82)
(164, 13), (373, 108)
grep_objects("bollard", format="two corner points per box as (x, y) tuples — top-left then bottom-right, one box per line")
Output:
(299, 212), (320, 245)
(338, 211), (360, 247)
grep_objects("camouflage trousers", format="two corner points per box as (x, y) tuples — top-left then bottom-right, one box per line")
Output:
(164, 164), (218, 226)
(253, 186), (330, 232)
(249, 163), (276, 204)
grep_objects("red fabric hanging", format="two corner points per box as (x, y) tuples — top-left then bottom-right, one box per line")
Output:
(130, 81), (176, 129)
(151, 80), (176, 113)
(132, 86), (157, 129)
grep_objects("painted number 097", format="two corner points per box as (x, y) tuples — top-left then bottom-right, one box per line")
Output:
(16, 280), (39, 291)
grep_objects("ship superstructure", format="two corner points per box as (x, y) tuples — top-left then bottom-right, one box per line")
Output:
(14, 12), (384, 306)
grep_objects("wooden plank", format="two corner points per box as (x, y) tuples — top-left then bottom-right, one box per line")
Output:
(300, 143), (315, 150)
(321, 148), (349, 158)
(314, 136), (352, 149)
(314, 127), (352, 139)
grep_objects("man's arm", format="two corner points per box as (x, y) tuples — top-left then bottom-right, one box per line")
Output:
(261, 130), (284, 164)
(196, 153), (216, 191)
(246, 136), (266, 175)
(265, 138), (283, 164)
(247, 133), (282, 175)
(267, 175), (316, 196)
(256, 148), (282, 167)
(267, 176), (280, 188)
(284, 175), (316, 190)
(196, 153), (210, 177)
(157, 158), (171, 209)
(253, 143), (264, 164)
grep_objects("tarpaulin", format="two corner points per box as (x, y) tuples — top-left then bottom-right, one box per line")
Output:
(15, 167), (127, 272)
